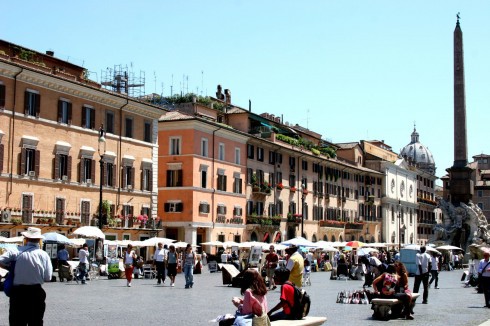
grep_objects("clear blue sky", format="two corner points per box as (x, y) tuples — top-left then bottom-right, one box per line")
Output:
(2, 1), (489, 183)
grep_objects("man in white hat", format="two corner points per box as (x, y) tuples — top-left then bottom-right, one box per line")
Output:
(0, 227), (53, 324)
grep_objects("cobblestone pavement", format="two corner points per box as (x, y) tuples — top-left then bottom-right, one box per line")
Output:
(0, 268), (489, 326)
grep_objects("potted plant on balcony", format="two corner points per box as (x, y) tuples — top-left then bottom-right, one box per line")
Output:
(290, 186), (297, 193)
(11, 218), (22, 226)
(251, 173), (260, 192)
(276, 182), (284, 190)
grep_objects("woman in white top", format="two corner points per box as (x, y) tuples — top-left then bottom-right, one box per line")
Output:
(124, 244), (137, 287)
(78, 243), (90, 285)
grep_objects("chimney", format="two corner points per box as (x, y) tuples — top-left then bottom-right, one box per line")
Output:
(46, 50), (54, 56)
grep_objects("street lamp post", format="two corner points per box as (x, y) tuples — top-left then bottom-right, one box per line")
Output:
(301, 183), (306, 237)
(97, 126), (106, 229)
(398, 199), (402, 251)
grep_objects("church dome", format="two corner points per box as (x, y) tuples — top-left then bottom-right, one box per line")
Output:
(400, 127), (436, 175)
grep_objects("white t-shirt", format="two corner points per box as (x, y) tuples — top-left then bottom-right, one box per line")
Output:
(430, 256), (439, 271)
(416, 252), (431, 275)
(153, 248), (167, 262)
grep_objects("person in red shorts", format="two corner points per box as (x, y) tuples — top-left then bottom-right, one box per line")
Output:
(267, 281), (295, 321)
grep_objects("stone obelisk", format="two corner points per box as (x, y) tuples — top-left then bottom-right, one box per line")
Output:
(447, 14), (474, 205)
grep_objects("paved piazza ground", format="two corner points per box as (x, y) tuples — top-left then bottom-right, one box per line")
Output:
(1, 268), (489, 326)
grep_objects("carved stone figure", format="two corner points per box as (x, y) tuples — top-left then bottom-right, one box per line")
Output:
(216, 84), (225, 100)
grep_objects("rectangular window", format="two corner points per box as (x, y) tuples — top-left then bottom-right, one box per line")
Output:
(217, 205), (227, 215)
(164, 202), (183, 213)
(125, 117), (133, 138)
(276, 171), (283, 185)
(478, 190), (483, 198)
(57, 100), (72, 124)
(302, 160), (308, 171)
(235, 148), (240, 165)
(55, 154), (70, 180)
(217, 174), (227, 191)
(201, 138), (209, 157)
(257, 147), (264, 161)
(144, 121), (152, 142)
(82, 158), (94, 183)
(82, 106), (95, 129)
(289, 174), (296, 188)
(269, 151), (275, 164)
(478, 203), (484, 210)
(24, 91), (40, 117)
(170, 137), (181, 155)
(199, 202), (210, 214)
(122, 166), (134, 189)
(233, 207), (242, 217)
(142, 168), (152, 191)
(247, 144), (254, 159)
(105, 162), (116, 187)
(218, 143), (225, 161)
(247, 200), (254, 215)
(24, 148), (37, 175)
(166, 169), (183, 187)
(201, 170), (207, 188)
(233, 177), (242, 194)
(105, 111), (115, 134)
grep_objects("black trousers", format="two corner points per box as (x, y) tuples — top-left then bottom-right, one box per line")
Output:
(429, 270), (439, 288)
(413, 273), (430, 303)
(10, 284), (46, 326)
(155, 261), (166, 283)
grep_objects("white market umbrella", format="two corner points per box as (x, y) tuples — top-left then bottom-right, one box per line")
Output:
(0, 236), (24, 243)
(281, 236), (316, 247)
(174, 241), (198, 249)
(42, 232), (73, 245)
(436, 245), (464, 251)
(69, 238), (86, 247)
(368, 242), (388, 248)
(72, 226), (105, 239)
(264, 243), (288, 251)
(357, 247), (379, 256)
(238, 241), (266, 249)
(200, 240), (224, 247)
(222, 241), (239, 249)
(313, 241), (339, 252)
(141, 237), (175, 247)
(403, 244), (441, 255)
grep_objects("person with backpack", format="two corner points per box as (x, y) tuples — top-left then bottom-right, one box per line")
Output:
(267, 280), (310, 321)
(267, 281), (296, 321)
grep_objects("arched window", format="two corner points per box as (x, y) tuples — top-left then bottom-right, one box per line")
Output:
(339, 235), (343, 242)
(312, 234), (317, 242)
(323, 235), (328, 241)
(331, 235), (336, 242)
(391, 206), (395, 222)
(251, 232), (258, 242)
(359, 236), (365, 242)
(370, 236), (375, 243)
(391, 232), (396, 243)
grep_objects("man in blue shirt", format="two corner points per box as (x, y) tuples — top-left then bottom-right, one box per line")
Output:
(0, 227), (53, 325)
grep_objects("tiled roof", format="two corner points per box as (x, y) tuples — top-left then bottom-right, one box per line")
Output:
(336, 142), (359, 149)
(158, 111), (194, 122)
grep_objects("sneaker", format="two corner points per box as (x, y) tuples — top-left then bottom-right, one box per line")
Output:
(157, 281), (161, 285)
(405, 315), (414, 320)
(422, 301), (428, 304)
(272, 286), (277, 290)
(435, 287), (440, 289)
(171, 283), (175, 287)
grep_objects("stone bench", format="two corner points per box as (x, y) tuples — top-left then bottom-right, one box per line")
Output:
(271, 316), (327, 326)
(371, 293), (420, 320)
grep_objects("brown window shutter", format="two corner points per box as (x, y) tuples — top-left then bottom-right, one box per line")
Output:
(90, 108), (95, 129)
(24, 91), (29, 115)
(112, 164), (117, 187)
(35, 150), (40, 176)
(177, 170), (183, 186)
(82, 106), (87, 128)
(129, 206), (134, 216)
(140, 170), (144, 190)
(67, 102), (72, 125)
(35, 94), (40, 117)
(164, 203), (170, 212)
(0, 144), (4, 172)
(149, 170), (153, 192)
(67, 156), (72, 180)
(57, 100), (62, 122)
(0, 84), (5, 107)
(79, 160), (83, 182)
(54, 154), (60, 179)
(166, 170), (171, 187)
(131, 167), (135, 186)
(122, 167), (127, 188)
(91, 159), (96, 181)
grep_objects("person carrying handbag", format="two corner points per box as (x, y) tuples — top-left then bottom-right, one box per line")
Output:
(124, 244), (137, 287)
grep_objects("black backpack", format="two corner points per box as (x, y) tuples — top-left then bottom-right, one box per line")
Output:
(284, 281), (311, 319)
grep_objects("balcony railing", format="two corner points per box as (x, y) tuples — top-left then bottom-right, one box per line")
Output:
(246, 215), (281, 226)
(319, 220), (346, 228)
(345, 222), (365, 230)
